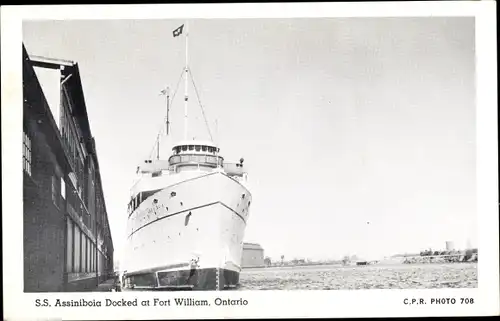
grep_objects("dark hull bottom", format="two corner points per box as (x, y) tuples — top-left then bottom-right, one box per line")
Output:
(123, 268), (240, 291)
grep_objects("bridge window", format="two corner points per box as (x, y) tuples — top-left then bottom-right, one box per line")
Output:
(195, 145), (201, 152)
(202, 146), (207, 152)
(182, 145), (187, 151)
(188, 145), (194, 151)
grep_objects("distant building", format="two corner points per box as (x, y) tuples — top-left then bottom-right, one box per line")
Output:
(23, 44), (113, 292)
(445, 241), (455, 251)
(241, 243), (264, 267)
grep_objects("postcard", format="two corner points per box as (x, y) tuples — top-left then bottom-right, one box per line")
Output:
(1, 2), (498, 319)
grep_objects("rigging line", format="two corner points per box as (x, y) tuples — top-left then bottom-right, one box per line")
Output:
(167, 67), (186, 120)
(188, 66), (213, 142)
(146, 68), (185, 160)
(147, 119), (167, 159)
(148, 125), (164, 160)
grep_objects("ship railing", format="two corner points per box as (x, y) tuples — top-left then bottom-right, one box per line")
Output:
(223, 162), (246, 177)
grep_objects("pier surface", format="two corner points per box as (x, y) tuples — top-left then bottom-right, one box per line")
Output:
(94, 278), (119, 292)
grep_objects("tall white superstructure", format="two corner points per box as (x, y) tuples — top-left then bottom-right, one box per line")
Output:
(120, 23), (252, 290)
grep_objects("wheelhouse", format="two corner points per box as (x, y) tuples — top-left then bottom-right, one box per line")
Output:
(168, 141), (224, 170)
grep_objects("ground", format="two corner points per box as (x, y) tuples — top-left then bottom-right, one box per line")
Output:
(238, 263), (477, 290)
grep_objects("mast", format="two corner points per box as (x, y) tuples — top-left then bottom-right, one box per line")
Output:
(184, 20), (189, 140)
(215, 119), (220, 168)
(165, 86), (170, 136)
(156, 134), (160, 160)
(215, 119), (218, 148)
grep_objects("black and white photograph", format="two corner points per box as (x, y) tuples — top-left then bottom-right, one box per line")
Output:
(2, 2), (498, 320)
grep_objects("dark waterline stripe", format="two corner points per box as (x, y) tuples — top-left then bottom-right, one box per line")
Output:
(125, 262), (191, 277)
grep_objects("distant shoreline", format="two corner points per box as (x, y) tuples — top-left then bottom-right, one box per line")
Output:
(241, 260), (478, 270)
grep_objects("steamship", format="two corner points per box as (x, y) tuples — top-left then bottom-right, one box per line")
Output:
(120, 22), (252, 290)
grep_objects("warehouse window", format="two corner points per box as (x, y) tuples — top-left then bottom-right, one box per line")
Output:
(82, 234), (87, 273)
(66, 218), (74, 273)
(86, 237), (90, 273)
(52, 176), (59, 208)
(73, 225), (81, 273)
(88, 238), (92, 273)
(86, 238), (90, 273)
(87, 238), (92, 272)
(52, 176), (57, 204)
(61, 178), (66, 199)
(91, 245), (95, 272)
(23, 131), (32, 176)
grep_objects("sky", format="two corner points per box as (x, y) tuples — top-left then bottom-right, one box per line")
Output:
(22, 17), (477, 262)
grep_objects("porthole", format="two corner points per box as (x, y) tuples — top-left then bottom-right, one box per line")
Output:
(171, 191), (176, 197)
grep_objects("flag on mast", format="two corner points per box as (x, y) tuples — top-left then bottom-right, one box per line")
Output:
(173, 24), (184, 37)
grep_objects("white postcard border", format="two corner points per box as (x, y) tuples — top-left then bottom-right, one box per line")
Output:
(1, 2), (498, 320)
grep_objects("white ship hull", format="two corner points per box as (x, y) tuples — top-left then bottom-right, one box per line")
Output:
(121, 171), (251, 290)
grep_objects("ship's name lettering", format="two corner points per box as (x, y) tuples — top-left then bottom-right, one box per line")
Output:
(146, 203), (164, 215)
